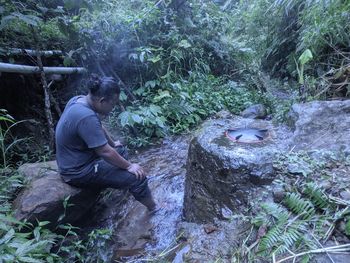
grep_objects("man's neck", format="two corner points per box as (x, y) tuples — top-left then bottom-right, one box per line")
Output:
(85, 94), (98, 112)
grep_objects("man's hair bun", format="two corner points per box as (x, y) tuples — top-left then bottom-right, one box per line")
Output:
(88, 74), (120, 98)
(88, 74), (102, 93)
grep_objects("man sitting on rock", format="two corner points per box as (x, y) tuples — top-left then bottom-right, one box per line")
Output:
(55, 74), (158, 214)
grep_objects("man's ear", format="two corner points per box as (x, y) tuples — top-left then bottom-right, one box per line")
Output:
(99, 97), (106, 103)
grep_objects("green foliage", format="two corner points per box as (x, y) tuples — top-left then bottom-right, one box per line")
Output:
(0, 110), (29, 168)
(252, 181), (350, 261)
(229, 0), (350, 98)
(296, 49), (313, 85)
(284, 192), (315, 220)
(256, 202), (308, 257)
(345, 219), (350, 236)
(252, 203), (289, 228)
(0, 214), (57, 262)
(111, 74), (264, 146)
(0, 1), (70, 49)
(303, 183), (332, 210)
(0, 169), (23, 214)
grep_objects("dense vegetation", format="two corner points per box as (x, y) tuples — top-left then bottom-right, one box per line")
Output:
(1, 0), (349, 262)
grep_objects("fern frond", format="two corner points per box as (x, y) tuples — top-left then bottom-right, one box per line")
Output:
(303, 183), (332, 210)
(258, 220), (306, 257)
(284, 192), (315, 219)
(262, 202), (289, 225)
(258, 225), (283, 255)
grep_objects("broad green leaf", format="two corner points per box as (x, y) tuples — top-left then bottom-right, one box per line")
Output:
(139, 51), (145, 63)
(63, 57), (74, 67)
(178, 40), (192, 49)
(0, 15), (16, 30)
(345, 219), (350, 236)
(149, 105), (161, 115)
(16, 240), (48, 256)
(118, 112), (130, 127)
(145, 80), (158, 88)
(119, 91), (127, 102)
(15, 240), (34, 256)
(298, 49), (313, 65)
(13, 13), (42, 26)
(33, 227), (40, 241)
(154, 90), (171, 102)
(38, 221), (50, 227)
(17, 257), (44, 263)
(0, 228), (15, 244)
(0, 116), (14, 122)
(131, 114), (142, 124)
(134, 87), (145, 96)
(156, 118), (165, 128)
(147, 55), (161, 63)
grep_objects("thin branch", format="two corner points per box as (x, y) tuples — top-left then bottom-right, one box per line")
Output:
(276, 244), (350, 263)
(31, 27), (55, 150)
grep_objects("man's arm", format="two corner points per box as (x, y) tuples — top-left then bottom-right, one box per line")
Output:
(95, 143), (145, 179)
(101, 125), (116, 147)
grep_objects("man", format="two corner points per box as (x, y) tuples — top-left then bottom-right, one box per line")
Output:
(55, 75), (157, 213)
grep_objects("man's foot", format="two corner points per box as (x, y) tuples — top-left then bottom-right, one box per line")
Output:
(139, 195), (157, 212)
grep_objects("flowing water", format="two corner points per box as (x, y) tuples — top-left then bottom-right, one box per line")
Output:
(85, 135), (191, 262)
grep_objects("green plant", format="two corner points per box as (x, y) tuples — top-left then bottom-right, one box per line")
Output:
(295, 49), (313, 85)
(303, 183), (333, 210)
(0, 215), (58, 263)
(0, 110), (28, 168)
(250, 181), (350, 262)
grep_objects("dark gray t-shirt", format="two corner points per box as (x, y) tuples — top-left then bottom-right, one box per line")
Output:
(55, 96), (107, 180)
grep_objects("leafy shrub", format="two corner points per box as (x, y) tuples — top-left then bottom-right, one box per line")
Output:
(110, 73), (266, 146)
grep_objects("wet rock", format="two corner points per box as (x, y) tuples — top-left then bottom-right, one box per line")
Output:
(13, 161), (100, 228)
(241, 104), (267, 119)
(183, 116), (291, 223)
(287, 160), (312, 176)
(214, 110), (233, 119)
(172, 243), (191, 263)
(113, 203), (153, 260)
(288, 100), (350, 153)
(340, 190), (350, 201)
(273, 189), (285, 203)
(319, 180), (332, 190)
(176, 219), (247, 262)
(203, 224), (218, 234)
(338, 220), (347, 233)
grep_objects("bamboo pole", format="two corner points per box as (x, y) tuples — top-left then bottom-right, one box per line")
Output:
(0, 48), (63, 57)
(0, 62), (86, 74)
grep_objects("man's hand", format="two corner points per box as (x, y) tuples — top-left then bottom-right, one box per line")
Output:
(127, 163), (145, 180)
(114, 140), (123, 147)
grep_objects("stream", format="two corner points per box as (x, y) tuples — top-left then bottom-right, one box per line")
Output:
(83, 135), (191, 262)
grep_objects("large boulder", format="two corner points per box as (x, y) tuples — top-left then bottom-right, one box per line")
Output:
(13, 161), (100, 228)
(183, 116), (292, 223)
(288, 100), (350, 153)
(241, 104), (267, 119)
